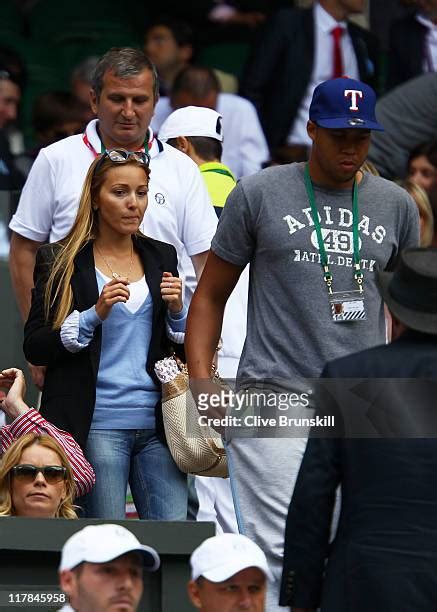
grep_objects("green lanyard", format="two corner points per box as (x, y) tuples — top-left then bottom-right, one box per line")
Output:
(304, 164), (363, 294)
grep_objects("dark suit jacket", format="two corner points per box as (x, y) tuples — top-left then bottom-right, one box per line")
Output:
(388, 15), (427, 90)
(280, 330), (437, 611)
(24, 235), (181, 450)
(0, 130), (24, 191)
(239, 7), (379, 150)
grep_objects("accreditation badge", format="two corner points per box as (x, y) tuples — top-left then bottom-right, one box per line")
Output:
(329, 290), (366, 322)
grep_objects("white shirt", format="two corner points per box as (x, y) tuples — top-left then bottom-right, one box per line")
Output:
(287, 2), (359, 146)
(417, 13), (437, 73)
(96, 270), (148, 313)
(151, 93), (269, 178)
(195, 475), (239, 534)
(9, 120), (217, 278)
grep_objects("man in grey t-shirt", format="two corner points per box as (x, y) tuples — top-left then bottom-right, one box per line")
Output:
(185, 77), (419, 611)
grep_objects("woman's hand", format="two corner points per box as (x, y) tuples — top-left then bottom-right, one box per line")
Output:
(160, 271), (183, 314)
(0, 368), (29, 419)
(95, 277), (130, 321)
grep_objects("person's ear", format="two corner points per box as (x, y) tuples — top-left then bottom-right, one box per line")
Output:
(90, 89), (98, 115)
(390, 314), (407, 341)
(307, 120), (317, 143)
(176, 136), (190, 154)
(187, 580), (202, 609)
(59, 570), (77, 599)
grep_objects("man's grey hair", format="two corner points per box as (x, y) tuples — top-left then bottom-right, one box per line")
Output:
(92, 47), (159, 101)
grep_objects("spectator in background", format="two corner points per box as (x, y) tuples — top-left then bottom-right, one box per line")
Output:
(144, 16), (237, 95)
(0, 433), (78, 518)
(388, 0), (437, 90)
(401, 179), (435, 246)
(0, 67), (20, 130)
(145, 17), (196, 96)
(0, 64), (24, 191)
(188, 534), (271, 611)
(152, 65), (269, 177)
(406, 139), (437, 193)
(368, 73), (437, 180)
(15, 92), (89, 177)
(0, 367), (95, 497)
(160, 105), (236, 217)
(59, 524), (160, 612)
(240, 0), (379, 163)
(70, 56), (99, 122)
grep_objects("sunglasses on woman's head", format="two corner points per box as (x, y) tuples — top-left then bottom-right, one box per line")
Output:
(95, 148), (150, 173)
(10, 464), (67, 484)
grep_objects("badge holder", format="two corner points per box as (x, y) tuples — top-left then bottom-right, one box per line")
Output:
(304, 164), (366, 324)
(329, 289), (366, 322)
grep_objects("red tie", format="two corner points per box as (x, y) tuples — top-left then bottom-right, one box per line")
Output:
(331, 26), (344, 78)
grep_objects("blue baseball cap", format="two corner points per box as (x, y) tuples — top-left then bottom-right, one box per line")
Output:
(309, 77), (384, 131)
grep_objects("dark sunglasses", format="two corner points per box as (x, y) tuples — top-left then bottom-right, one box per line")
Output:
(10, 464), (67, 484)
(95, 148), (150, 173)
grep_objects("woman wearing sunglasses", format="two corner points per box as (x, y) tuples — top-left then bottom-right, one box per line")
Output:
(24, 150), (188, 520)
(0, 367), (94, 498)
(0, 433), (77, 518)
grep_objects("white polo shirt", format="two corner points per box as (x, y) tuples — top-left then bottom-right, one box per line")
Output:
(10, 119), (217, 271)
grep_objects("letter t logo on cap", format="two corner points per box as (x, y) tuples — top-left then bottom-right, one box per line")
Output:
(344, 89), (363, 111)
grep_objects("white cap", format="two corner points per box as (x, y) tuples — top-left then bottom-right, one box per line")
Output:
(190, 534), (273, 582)
(59, 524), (160, 572)
(159, 106), (223, 142)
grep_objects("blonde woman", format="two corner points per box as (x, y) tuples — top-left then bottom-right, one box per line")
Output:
(0, 367), (94, 497)
(24, 151), (187, 520)
(401, 179), (434, 247)
(0, 433), (77, 518)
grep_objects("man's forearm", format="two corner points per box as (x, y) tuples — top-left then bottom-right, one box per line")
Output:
(185, 292), (223, 379)
(9, 232), (40, 321)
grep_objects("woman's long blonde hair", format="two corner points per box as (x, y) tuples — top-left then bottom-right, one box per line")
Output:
(44, 155), (150, 329)
(0, 433), (77, 518)
(401, 179), (435, 247)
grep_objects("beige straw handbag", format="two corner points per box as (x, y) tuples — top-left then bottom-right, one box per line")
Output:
(155, 357), (228, 477)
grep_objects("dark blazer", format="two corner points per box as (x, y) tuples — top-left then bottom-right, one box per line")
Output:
(24, 235), (182, 450)
(280, 330), (437, 611)
(239, 7), (379, 150)
(388, 15), (427, 90)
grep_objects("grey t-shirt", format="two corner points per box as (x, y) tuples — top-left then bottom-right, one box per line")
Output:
(211, 163), (419, 386)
